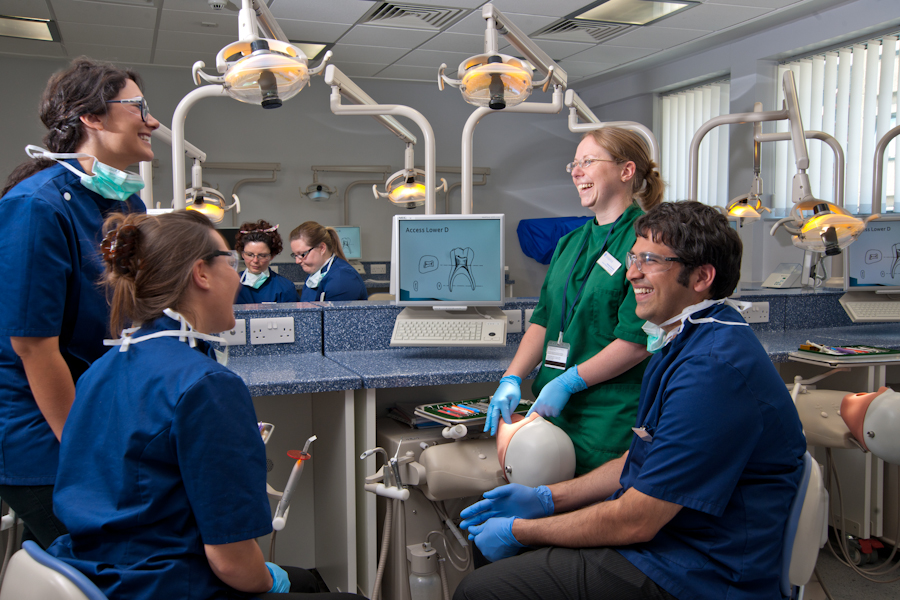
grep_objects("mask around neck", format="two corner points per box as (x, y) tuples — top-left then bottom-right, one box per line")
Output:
(305, 255), (335, 289)
(641, 298), (751, 353)
(26, 145), (144, 202)
(241, 268), (269, 289)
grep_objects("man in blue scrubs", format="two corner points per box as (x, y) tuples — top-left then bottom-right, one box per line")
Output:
(455, 201), (806, 600)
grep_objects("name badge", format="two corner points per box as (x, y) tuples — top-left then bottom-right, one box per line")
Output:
(544, 341), (570, 370)
(597, 251), (621, 276)
(632, 426), (653, 442)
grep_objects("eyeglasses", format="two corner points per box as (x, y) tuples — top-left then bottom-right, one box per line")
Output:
(625, 251), (684, 274)
(204, 250), (239, 271)
(565, 157), (618, 173)
(243, 251), (271, 261)
(291, 248), (314, 260)
(106, 97), (150, 122)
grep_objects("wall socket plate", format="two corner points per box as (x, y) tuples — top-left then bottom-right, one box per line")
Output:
(740, 301), (770, 323)
(502, 309), (522, 334)
(370, 263), (387, 274)
(524, 309), (534, 331)
(250, 316), (295, 345)
(220, 318), (246, 346)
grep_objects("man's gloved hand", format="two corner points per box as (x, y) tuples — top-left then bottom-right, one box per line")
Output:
(466, 517), (525, 563)
(459, 483), (554, 530)
(526, 365), (587, 418)
(484, 375), (522, 436)
(265, 562), (291, 593)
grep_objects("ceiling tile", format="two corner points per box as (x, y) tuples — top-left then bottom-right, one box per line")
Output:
(373, 63), (441, 82)
(0, 0), (52, 19)
(395, 48), (469, 70)
(156, 28), (235, 56)
(330, 42), (409, 64)
(448, 11), (555, 36)
(653, 3), (770, 31)
(159, 8), (238, 35)
(59, 22), (153, 47)
(49, 0), (157, 28)
(609, 25), (709, 49)
(338, 24), (437, 48)
(565, 44), (658, 64)
(328, 61), (387, 78)
(394, 0), (483, 7)
(275, 18), (350, 43)
(153, 47), (217, 68)
(64, 42), (151, 64)
(488, 0), (598, 18)
(267, 0), (373, 26)
(418, 31), (483, 53)
(0, 36), (65, 57)
(706, 0), (803, 7)
(501, 38), (595, 61)
(558, 58), (620, 78)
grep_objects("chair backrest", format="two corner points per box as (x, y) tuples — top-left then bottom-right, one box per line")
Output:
(780, 451), (829, 597)
(0, 541), (108, 600)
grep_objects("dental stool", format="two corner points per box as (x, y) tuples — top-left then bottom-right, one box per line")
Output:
(0, 540), (108, 600)
(780, 451), (829, 599)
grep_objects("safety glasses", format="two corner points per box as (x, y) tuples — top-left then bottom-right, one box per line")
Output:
(106, 97), (150, 122)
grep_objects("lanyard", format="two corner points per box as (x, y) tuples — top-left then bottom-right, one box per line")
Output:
(559, 214), (622, 339)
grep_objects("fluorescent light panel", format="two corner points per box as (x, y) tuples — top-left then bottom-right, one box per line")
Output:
(575, 0), (694, 26)
(288, 41), (333, 61)
(0, 15), (58, 42)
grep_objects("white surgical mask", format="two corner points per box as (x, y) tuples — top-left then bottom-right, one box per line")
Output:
(305, 255), (334, 289)
(642, 298), (751, 353)
(241, 268), (269, 290)
(26, 145), (144, 202)
(104, 308), (226, 354)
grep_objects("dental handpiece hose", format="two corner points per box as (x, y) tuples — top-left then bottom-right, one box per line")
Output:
(273, 435), (316, 531)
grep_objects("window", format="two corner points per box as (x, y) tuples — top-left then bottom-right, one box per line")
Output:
(775, 35), (899, 214)
(660, 80), (730, 206)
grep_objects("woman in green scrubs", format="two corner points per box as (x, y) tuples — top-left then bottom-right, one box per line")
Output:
(486, 127), (664, 475)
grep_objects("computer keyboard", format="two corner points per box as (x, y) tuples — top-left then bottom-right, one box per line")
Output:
(840, 292), (900, 322)
(390, 306), (507, 347)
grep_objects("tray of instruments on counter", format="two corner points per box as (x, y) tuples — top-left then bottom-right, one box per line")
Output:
(789, 342), (900, 367)
(414, 398), (533, 427)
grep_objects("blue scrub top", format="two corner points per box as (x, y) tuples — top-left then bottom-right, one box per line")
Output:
(299, 256), (367, 302)
(235, 269), (298, 304)
(613, 303), (806, 600)
(0, 160), (146, 485)
(49, 315), (273, 600)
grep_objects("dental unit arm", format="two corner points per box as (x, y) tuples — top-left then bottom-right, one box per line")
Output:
(272, 434), (317, 531)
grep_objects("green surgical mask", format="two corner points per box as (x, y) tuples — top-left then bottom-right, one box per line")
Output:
(26, 145), (144, 202)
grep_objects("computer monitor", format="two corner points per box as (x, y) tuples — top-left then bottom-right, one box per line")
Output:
(331, 226), (362, 260)
(217, 227), (240, 250)
(391, 214), (505, 307)
(843, 214), (900, 292)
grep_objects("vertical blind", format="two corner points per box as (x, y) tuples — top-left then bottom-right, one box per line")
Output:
(661, 81), (730, 206)
(775, 35), (899, 214)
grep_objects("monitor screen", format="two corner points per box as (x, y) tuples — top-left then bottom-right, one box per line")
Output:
(330, 226), (362, 260)
(391, 214), (505, 307)
(217, 227), (240, 250)
(844, 214), (900, 292)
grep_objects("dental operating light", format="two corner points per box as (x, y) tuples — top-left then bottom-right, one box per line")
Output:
(301, 170), (336, 202)
(374, 143), (447, 209)
(184, 159), (240, 224)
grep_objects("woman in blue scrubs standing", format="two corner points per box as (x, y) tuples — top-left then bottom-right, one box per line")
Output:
(234, 219), (298, 303)
(290, 222), (367, 302)
(48, 210), (364, 600)
(0, 57), (155, 548)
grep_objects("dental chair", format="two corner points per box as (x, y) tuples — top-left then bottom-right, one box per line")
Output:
(780, 451), (829, 600)
(0, 540), (108, 600)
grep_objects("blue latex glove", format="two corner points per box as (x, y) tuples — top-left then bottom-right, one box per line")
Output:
(526, 365), (587, 418)
(484, 375), (522, 436)
(459, 483), (554, 530)
(266, 562), (291, 593)
(466, 517), (525, 563)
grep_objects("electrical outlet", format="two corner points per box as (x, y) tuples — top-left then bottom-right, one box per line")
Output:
(740, 301), (769, 323)
(371, 263), (387, 274)
(249, 317), (295, 345)
(220, 319), (246, 345)
(524, 309), (534, 331)
(502, 310), (522, 334)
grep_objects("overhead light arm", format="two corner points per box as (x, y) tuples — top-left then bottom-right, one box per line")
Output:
(171, 85), (230, 209)
(483, 3), (567, 90)
(564, 89), (660, 165)
(873, 124), (900, 214)
(324, 65), (417, 144)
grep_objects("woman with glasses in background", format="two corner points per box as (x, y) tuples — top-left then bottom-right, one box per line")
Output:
(234, 219), (298, 304)
(289, 221), (367, 302)
(0, 56), (156, 548)
(484, 127), (665, 476)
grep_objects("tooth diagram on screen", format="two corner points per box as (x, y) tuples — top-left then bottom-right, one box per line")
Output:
(448, 247), (476, 291)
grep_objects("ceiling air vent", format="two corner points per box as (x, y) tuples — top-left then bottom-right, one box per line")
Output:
(361, 2), (468, 31)
(533, 20), (635, 44)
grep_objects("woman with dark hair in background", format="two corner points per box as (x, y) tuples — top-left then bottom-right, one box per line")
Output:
(0, 56), (156, 548)
(290, 221), (367, 302)
(234, 219), (298, 303)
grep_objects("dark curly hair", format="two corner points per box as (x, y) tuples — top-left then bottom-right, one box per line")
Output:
(2, 57), (143, 197)
(234, 220), (283, 257)
(633, 201), (742, 300)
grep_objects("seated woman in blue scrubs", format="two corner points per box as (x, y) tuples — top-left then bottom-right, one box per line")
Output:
(0, 57), (153, 548)
(48, 210), (365, 600)
(234, 219), (298, 304)
(290, 222), (367, 302)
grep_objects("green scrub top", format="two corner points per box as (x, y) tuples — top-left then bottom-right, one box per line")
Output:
(530, 202), (649, 474)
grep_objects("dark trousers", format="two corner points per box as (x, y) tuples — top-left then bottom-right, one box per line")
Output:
(0, 484), (67, 550)
(453, 547), (677, 600)
(257, 566), (367, 599)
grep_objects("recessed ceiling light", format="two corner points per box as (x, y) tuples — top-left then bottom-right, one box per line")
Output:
(0, 15), (60, 42)
(574, 0), (695, 26)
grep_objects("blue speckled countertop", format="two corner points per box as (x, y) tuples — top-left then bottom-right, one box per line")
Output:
(227, 353), (362, 396)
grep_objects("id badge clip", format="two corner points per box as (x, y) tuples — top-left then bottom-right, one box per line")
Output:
(632, 426), (653, 442)
(544, 333), (570, 371)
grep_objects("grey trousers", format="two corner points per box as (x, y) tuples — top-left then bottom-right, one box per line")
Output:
(453, 547), (677, 600)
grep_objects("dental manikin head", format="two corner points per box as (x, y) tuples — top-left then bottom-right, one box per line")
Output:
(841, 387), (900, 464)
(496, 413), (576, 487)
